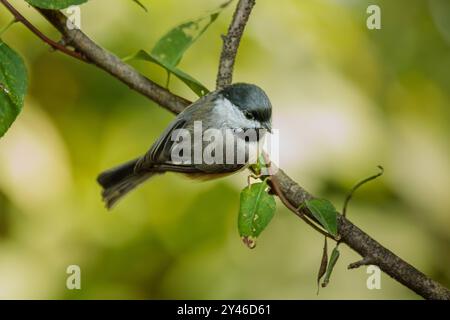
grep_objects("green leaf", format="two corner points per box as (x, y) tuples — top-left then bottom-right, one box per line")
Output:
(238, 180), (276, 249)
(322, 246), (340, 288)
(25, 0), (88, 9)
(125, 50), (209, 97)
(124, 1), (231, 96)
(305, 199), (338, 237)
(151, 0), (232, 67)
(131, 0), (148, 12)
(0, 41), (28, 138)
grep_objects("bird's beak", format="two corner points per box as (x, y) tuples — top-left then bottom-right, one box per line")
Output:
(263, 122), (272, 134)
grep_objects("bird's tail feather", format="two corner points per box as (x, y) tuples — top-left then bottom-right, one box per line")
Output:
(97, 158), (156, 209)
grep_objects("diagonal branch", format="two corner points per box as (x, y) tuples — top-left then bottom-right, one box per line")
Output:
(274, 169), (450, 300)
(3, 0), (448, 299)
(0, 0), (87, 62)
(3, 4), (190, 114)
(216, 0), (450, 300)
(216, 0), (255, 89)
(35, 9), (191, 114)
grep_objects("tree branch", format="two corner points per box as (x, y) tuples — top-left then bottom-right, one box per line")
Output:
(216, 0), (255, 89)
(35, 8), (191, 114)
(348, 257), (374, 269)
(2, 3), (191, 114)
(261, 153), (334, 239)
(216, 1), (450, 300)
(0, 0), (87, 62)
(274, 169), (450, 300)
(4, 0), (448, 299)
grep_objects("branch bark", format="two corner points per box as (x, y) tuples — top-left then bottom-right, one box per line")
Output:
(216, 1), (450, 300)
(20, 5), (190, 114)
(216, 0), (255, 89)
(2, 0), (448, 300)
(0, 0), (87, 61)
(274, 169), (450, 300)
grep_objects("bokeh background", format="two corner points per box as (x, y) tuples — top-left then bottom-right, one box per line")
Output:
(0, 0), (449, 299)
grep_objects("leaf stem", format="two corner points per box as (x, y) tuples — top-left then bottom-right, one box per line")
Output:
(216, 0), (256, 89)
(0, 18), (17, 37)
(261, 152), (336, 240)
(165, 71), (171, 89)
(342, 166), (384, 217)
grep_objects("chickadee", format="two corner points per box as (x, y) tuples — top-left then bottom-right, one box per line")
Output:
(97, 83), (272, 208)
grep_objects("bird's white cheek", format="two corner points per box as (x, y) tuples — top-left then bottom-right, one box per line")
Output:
(214, 98), (258, 129)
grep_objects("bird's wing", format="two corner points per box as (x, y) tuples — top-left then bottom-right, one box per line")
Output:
(134, 117), (187, 172)
(135, 93), (218, 172)
(134, 91), (247, 174)
(135, 117), (188, 172)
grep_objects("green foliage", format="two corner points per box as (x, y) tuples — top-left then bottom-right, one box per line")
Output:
(151, 0), (231, 67)
(0, 41), (27, 138)
(305, 199), (338, 237)
(25, 0), (88, 9)
(125, 50), (209, 97)
(125, 1), (232, 97)
(0, 0), (445, 299)
(238, 180), (276, 249)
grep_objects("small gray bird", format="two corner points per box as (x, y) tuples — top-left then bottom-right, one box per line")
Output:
(97, 83), (272, 208)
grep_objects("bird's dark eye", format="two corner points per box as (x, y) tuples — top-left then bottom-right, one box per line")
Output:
(244, 111), (255, 120)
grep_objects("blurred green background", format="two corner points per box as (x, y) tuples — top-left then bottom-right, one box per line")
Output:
(0, 0), (449, 299)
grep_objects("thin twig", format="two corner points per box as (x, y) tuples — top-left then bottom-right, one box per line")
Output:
(0, 0), (88, 62)
(276, 169), (450, 299)
(348, 257), (374, 269)
(216, 0), (255, 89)
(261, 153), (336, 239)
(36, 8), (191, 114)
(343, 166), (384, 217)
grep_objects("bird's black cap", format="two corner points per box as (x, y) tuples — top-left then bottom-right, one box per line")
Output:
(220, 83), (272, 129)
